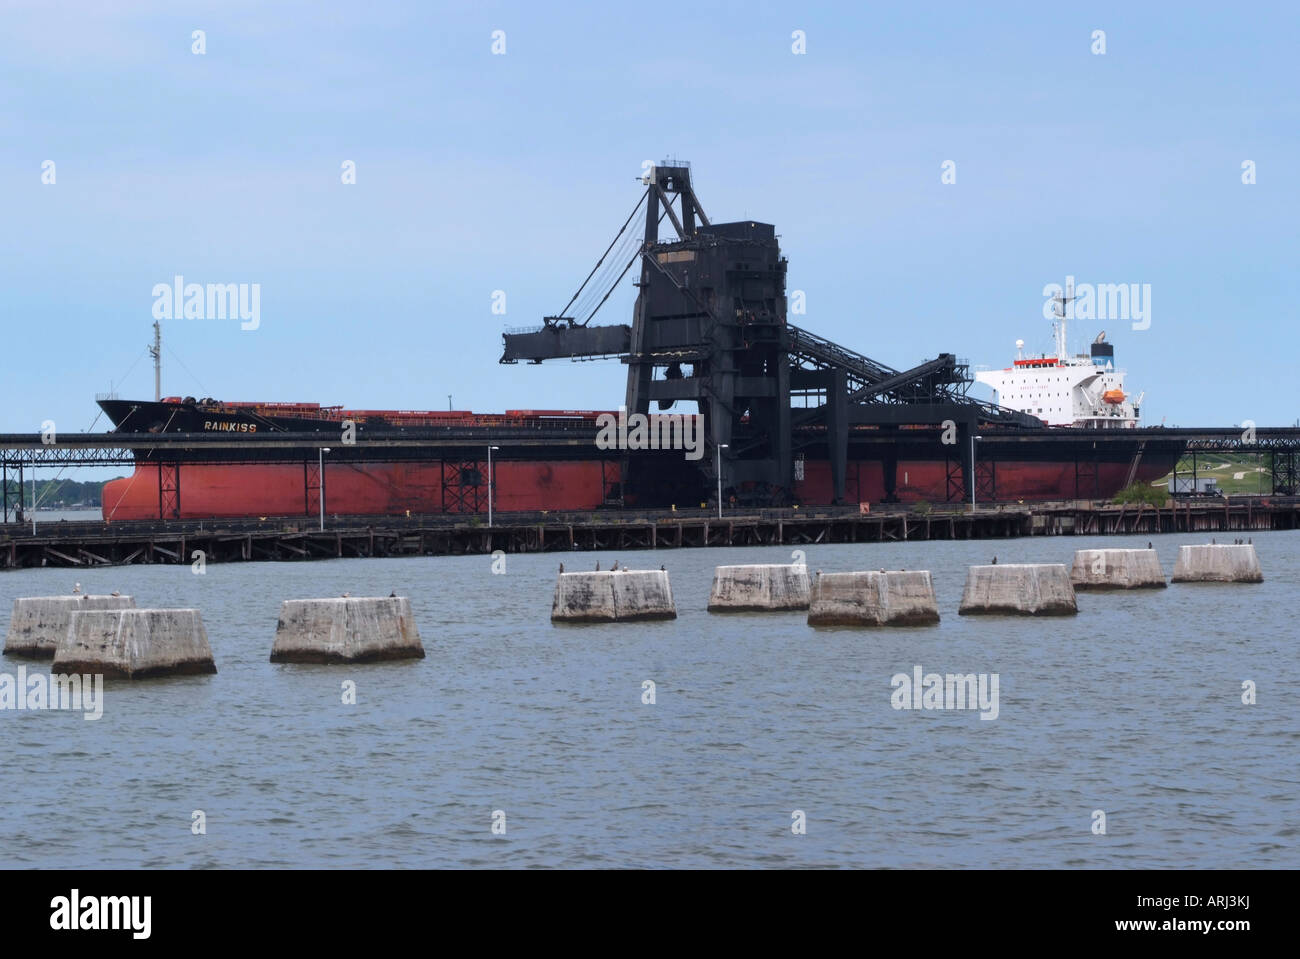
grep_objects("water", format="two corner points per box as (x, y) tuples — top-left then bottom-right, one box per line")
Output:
(7, 508), (102, 525)
(1, 531), (1296, 868)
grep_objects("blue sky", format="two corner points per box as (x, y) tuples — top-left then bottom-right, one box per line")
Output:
(2, 0), (1296, 442)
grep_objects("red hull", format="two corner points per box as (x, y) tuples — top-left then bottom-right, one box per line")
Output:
(102, 455), (1172, 520)
(103, 461), (619, 521)
(794, 458), (1172, 503)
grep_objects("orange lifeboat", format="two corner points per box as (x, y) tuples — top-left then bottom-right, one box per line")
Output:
(1102, 389), (1126, 405)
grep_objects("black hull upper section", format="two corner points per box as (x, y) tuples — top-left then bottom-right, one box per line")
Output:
(97, 398), (1187, 461)
(100, 399), (352, 435)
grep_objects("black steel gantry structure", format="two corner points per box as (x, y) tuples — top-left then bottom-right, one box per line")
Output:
(503, 161), (1183, 506)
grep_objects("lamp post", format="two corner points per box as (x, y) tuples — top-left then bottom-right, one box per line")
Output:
(319, 447), (331, 530)
(970, 434), (983, 508)
(487, 446), (500, 527)
(716, 443), (728, 520)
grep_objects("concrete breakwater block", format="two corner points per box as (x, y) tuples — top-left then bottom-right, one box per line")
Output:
(1171, 544), (1263, 583)
(1070, 549), (1167, 590)
(4, 595), (137, 659)
(959, 564), (1077, 616)
(708, 564), (810, 612)
(53, 608), (216, 678)
(807, 571), (940, 626)
(270, 597), (425, 663)
(552, 570), (676, 622)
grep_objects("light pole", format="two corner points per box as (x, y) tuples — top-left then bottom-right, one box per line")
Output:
(970, 434), (983, 508)
(319, 447), (331, 530)
(716, 443), (728, 520)
(487, 446), (500, 527)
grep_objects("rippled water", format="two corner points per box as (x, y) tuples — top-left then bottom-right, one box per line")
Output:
(1, 530), (1296, 868)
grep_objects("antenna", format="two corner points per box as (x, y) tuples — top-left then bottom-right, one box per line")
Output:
(1051, 281), (1076, 318)
(149, 321), (162, 401)
(1051, 280), (1075, 362)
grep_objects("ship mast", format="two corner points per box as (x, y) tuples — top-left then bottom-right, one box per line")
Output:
(1051, 281), (1075, 362)
(149, 321), (161, 401)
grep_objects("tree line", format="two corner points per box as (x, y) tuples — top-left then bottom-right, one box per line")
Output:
(0, 478), (122, 509)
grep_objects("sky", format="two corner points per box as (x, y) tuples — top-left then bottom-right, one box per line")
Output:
(2, 0), (1296, 451)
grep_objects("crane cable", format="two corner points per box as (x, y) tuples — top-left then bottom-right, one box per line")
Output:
(554, 188), (648, 326)
(578, 204), (672, 326)
(568, 224), (644, 322)
(564, 219), (644, 326)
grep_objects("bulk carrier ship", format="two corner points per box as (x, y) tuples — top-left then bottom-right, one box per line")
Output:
(99, 163), (1183, 520)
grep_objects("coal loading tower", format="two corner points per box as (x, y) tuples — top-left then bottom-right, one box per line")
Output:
(501, 162), (1041, 508)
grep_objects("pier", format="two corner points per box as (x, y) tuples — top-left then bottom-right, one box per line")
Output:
(1, 498), (1296, 569)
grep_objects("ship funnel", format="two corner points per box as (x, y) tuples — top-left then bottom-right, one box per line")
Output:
(1090, 338), (1115, 366)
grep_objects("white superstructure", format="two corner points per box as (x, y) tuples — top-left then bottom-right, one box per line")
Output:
(974, 293), (1143, 428)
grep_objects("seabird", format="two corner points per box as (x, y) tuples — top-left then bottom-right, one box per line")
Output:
(611, 560), (619, 571)
(342, 591), (351, 598)
(559, 562), (565, 573)
(72, 582), (81, 594)
(595, 561), (600, 571)
(991, 556), (998, 565)
(389, 590), (396, 597)
(110, 590), (120, 597)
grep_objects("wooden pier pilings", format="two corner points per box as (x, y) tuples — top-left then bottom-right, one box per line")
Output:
(1, 499), (1295, 569)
